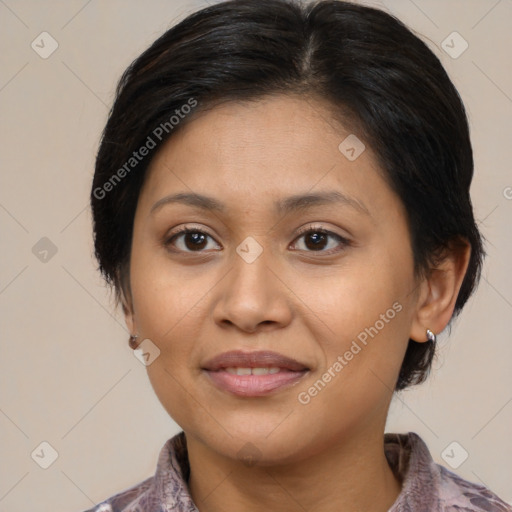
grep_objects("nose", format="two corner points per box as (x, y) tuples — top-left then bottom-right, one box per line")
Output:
(212, 248), (293, 334)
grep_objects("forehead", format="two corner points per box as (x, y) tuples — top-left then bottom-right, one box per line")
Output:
(138, 95), (396, 219)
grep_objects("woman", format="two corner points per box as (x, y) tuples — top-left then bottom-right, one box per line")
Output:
(87, 0), (511, 510)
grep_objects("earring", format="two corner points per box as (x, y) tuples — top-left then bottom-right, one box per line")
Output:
(129, 333), (139, 349)
(426, 328), (436, 343)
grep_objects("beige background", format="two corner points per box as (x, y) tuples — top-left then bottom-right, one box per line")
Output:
(1, 0), (511, 510)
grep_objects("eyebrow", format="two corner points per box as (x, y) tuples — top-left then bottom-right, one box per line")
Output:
(150, 190), (370, 216)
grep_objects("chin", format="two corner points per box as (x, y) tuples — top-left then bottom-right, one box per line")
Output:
(188, 414), (319, 467)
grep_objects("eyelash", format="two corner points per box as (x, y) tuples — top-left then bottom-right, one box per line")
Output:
(164, 224), (350, 256)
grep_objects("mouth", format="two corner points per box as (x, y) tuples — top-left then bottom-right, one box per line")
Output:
(202, 350), (310, 397)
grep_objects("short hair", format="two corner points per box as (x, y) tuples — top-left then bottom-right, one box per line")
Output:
(91, 0), (485, 391)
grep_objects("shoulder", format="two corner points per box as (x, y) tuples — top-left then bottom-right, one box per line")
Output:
(81, 475), (154, 512)
(435, 464), (512, 512)
(385, 432), (511, 512)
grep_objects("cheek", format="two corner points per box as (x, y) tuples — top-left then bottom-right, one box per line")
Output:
(130, 259), (210, 426)
(301, 248), (414, 385)
(129, 240), (209, 339)
(298, 259), (408, 337)
(294, 281), (410, 434)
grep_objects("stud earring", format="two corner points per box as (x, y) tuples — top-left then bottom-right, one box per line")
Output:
(426, 329), (436, 343)
(129, 333), (139, 349)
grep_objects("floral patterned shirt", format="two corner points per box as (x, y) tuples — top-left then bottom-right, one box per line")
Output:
(83, 431), (511, 512)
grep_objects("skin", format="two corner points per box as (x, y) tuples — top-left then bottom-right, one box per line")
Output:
(123, 94), (470, 512)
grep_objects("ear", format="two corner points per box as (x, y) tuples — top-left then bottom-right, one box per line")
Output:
(117, 267), (137, 335)
(410, 238), (471, 342)
(122, 293), (136, 335)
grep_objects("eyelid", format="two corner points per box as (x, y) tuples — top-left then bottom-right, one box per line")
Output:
(167, 223), (215, 237)
(294, 223), (345, 237)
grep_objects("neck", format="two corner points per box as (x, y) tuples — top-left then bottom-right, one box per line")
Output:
(186, 425), (402, 512)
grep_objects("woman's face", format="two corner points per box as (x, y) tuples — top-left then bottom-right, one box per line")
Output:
(125, 95), (424, 464)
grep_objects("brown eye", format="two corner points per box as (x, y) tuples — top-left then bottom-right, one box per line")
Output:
(291, 227), (349, 254)
(166, 228), (221, 253)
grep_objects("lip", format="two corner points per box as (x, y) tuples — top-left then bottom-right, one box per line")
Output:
(202, 350), (309, 372)
(202, 350), (310, 397)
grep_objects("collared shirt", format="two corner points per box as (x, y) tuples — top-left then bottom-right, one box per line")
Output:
(84, 431), (511, 512)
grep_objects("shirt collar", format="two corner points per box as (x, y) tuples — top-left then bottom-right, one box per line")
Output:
(143, 430), (438, 511)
